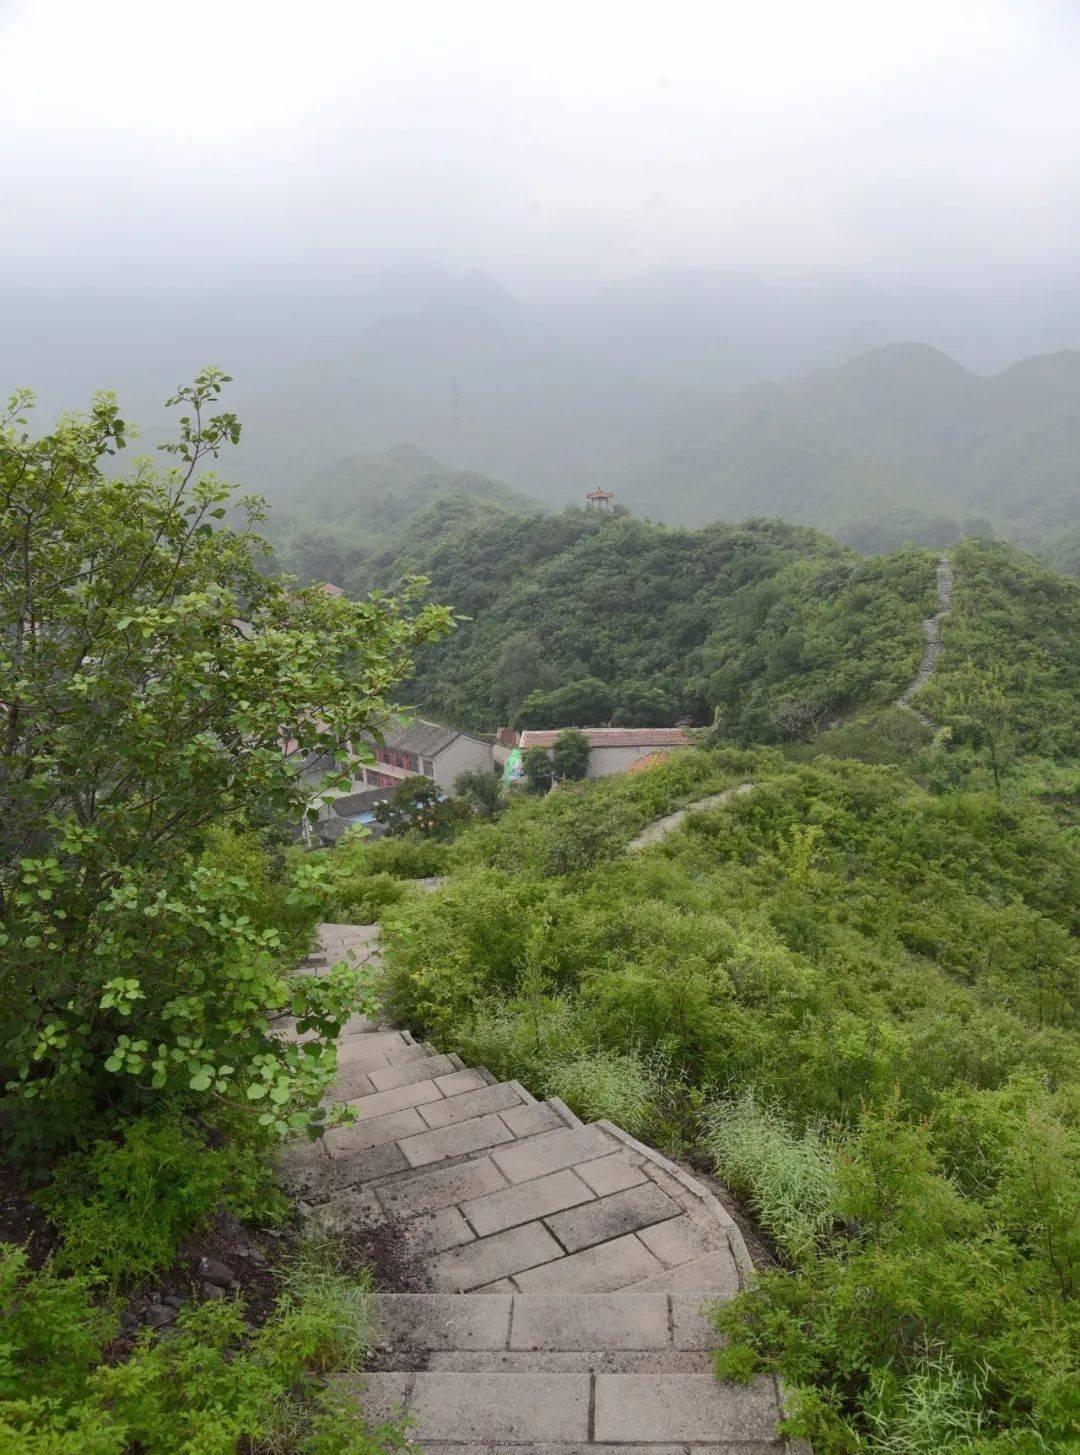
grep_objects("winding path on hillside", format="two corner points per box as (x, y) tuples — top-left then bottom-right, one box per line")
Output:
(896, 554), (953, 729)
(278, 924), (804, 1454)
(626, 781), (757, 852)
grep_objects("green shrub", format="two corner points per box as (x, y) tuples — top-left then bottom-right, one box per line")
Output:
(0, 1239), (399, 1455)
(0, 374), (450, 1156)
(330, 871), (407, 925)
(701, 1095), (839, 1263)
(39, 1116), (285, 1287)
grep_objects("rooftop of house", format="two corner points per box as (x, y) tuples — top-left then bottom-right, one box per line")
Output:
(315, 581), (346, 597)
(329, 787), (393, 817)
(372, 716), (473, 759)
(518, 727), (692, 751)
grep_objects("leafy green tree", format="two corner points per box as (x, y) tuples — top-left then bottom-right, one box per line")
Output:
(454, 766), (503, 818)
(0, 371), (451, 1153)
(944, 665), (1017, 795)
(518, 676), (613, 729)
(374, 775), (469, 839)
(551, 728), (590, 781)
(522, 746), (553, 793)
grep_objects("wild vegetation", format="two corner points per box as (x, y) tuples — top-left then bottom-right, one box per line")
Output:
(363, 712), (1080, 1450)
(0, 378), (446, 1452)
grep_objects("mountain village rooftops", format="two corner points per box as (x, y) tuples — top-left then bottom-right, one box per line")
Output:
(518, 727), (692, 750)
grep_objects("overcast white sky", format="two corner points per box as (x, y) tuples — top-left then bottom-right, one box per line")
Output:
(3, 0), (1080, 293)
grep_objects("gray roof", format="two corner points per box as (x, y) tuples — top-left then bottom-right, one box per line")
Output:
(379, 717), (463, 759)
(331, 787), (393, 817)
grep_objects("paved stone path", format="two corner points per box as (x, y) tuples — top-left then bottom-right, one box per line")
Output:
(896, 554), (953, 729)
(627, 783), (757, 853)
(278, 923), (801, 1454)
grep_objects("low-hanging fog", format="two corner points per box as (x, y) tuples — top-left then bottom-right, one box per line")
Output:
(4, 0), (1080, 513)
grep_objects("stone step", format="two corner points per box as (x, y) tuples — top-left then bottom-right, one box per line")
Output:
(318, 1081), (540, 1185)
(349, 1371), (782, 1447)
(371, 1292), (717, 1354)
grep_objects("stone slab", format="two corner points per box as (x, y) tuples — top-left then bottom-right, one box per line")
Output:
(593, 1373), (779, 1444)
(574, 1154), (648, 1197)
(509, 1293), (670, 1350)
(376, 1156), (508, 1220)
(489, 1446), (691, 1455)
(277, 1137), (330, 1197)
(418, 1081), (526, 1129)
(336, 1031), (412, 1065)
(310, 1185), (383, 1233)
(368, 1054), (457, 1091)
(491, 1125), (615, 1184)
(338, 1013), (379, 1038)
(429, 1221), (564, 1291)
(626, 1249), (740, 1295)
(544, 1183), (681, 1253)
(372, 1293), (511, 1350)
(498, 1102), (563, 1138)
(402, 1206), (476, 1254)
(319, 1138), (409, 1191)
(384, 1038), (432, 1065)
(344, 1078), (444, 1123)
(323, 1105), (427, 1159)
(463, 1169), (595, 1238)
(365, 1371), (591, 1443)
(513, 1232), (663, 1293)
(329, 1065), (375, 1100)
(434, 1068), (489, 1097)
(637, 1215), (723, 1267)
(671, 1293), (721, 1350)
(399, 1112), (517, 1169)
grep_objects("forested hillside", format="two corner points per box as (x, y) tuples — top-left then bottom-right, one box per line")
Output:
(352, 506), (1080, 754)
(353, 505), (937, 733)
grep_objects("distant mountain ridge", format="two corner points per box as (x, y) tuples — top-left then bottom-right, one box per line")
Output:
(265, 326), (1080, 563)
(616, 343), (1080, 551)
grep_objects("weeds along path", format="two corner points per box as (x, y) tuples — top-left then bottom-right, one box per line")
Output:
(277, 924), (798, 1453)
(896, 553), (953, 729)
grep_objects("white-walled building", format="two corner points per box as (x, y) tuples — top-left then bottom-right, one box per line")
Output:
(512, 727), (691, 779)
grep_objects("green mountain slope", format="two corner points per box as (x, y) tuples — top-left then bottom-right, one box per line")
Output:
(356, 506), (938, 734)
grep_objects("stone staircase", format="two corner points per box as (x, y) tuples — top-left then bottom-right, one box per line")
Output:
(278, 924), (800, 1453)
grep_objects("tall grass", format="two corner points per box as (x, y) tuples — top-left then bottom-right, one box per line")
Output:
(701, 1093), (838, 1263)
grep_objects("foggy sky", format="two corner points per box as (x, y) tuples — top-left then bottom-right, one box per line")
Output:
(5, 0), (1080, 293)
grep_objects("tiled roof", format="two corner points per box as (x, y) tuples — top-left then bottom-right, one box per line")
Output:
(377, 717), (464, 759)
(316, 581), (346, 597)
(518, 728), (692, 750)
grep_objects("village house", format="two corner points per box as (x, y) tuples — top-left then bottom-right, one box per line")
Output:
(499, 726), (692, 779)
(351, 717), (495, 795)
